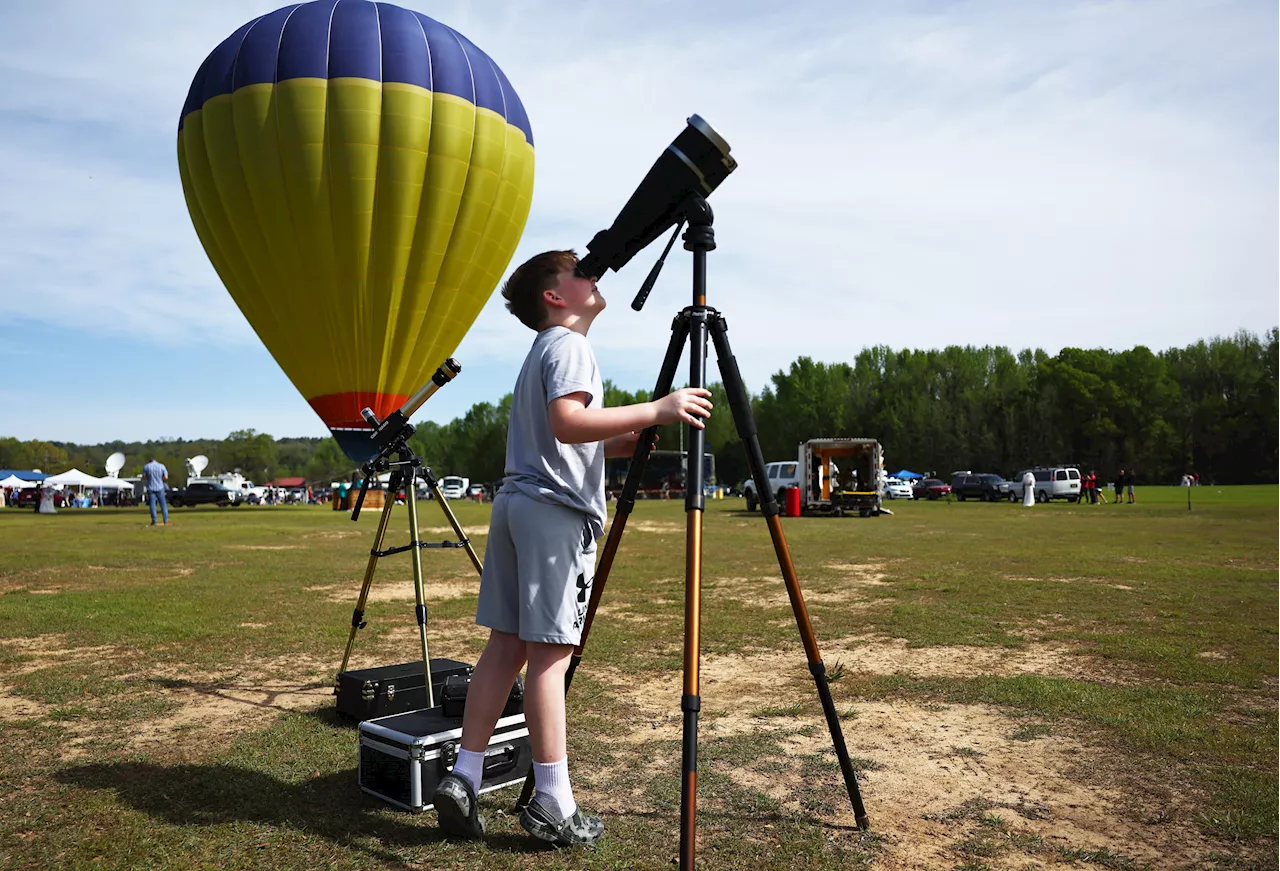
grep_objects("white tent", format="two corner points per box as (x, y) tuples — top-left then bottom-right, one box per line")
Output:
(0, 474), (36, 489)
(43, 469), (107, 487)
(96, 478), (135, 490)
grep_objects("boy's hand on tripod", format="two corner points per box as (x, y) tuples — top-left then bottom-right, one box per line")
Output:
(653, 388), (713, 429)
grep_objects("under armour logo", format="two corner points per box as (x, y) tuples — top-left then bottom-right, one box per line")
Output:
(574, 572), (591, 628)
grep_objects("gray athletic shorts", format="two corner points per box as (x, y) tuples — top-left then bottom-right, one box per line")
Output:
(476, 491), (596, 645)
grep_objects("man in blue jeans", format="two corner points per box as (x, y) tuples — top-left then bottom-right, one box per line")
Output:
(142, 457), (170, 526)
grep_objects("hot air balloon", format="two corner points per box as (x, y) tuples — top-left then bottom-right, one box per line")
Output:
(177, 0), (534, 460)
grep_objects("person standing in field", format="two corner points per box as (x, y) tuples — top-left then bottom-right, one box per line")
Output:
(431, 250), (712, 848)
(1127, 469), (1137, 503)
(1114, 470), (1125, 505)
(142, 457), (170, 526)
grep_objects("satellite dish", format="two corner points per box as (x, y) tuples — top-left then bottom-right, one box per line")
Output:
(186, 455), (209, 477)
(104, 452), (126, 477)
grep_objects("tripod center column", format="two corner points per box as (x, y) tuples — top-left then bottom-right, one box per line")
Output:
(678, 202), (714, 870)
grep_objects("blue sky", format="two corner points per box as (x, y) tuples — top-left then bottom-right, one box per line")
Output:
(1, 0), (1276, 445)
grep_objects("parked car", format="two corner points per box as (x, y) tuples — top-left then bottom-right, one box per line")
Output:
(12, 487), (42, 509)
(883, 477), (914, 500)
(1006, 467), (1082, 503)
(950, 473), (1008, 502)
(912, 478), (952, 500)
(742, 460), (803, 512)
(170, 481), (239, 507)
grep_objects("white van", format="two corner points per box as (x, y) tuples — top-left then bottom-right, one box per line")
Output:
(1007, 467), (1082, 503)
(741, 461), (802, 512)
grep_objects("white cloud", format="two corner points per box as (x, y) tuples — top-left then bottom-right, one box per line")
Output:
(0, 0), (1275, 443)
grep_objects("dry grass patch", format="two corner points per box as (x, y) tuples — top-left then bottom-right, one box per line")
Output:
(305, 577), (479, 603)
(574, 645), (1232, 869)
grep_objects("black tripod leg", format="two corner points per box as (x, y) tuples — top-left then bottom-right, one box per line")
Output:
(709, 314), (871, 830)
(513, 312), (692, 811)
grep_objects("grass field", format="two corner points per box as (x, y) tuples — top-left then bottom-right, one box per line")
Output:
(1, 486), (1275, 870)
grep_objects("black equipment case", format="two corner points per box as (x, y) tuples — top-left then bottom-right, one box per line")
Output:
(336, 659), (472, 722)
(440, 673), (525, 719)
(358, 707), (531, 813)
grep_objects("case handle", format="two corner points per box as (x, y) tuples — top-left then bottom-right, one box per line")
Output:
(483, 744), (519, 778)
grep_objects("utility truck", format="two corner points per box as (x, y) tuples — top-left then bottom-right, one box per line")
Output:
(798, 438), (886, 517)
(440, 476), (469, 500)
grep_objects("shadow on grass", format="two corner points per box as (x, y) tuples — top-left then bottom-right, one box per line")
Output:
(148, 676), (336, 715)
(55, 762), (540, 862)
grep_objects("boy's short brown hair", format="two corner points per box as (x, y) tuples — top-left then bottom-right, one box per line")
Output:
(500, 250), (578, 330)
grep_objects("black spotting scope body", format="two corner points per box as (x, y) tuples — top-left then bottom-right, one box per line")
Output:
(577, 115), (735, 279)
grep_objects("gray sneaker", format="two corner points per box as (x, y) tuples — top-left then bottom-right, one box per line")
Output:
(518, 800), (604, 847)
(433, 774), (485, 840)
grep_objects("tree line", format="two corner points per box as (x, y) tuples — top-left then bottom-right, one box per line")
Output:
(3, 330), (1274, 488)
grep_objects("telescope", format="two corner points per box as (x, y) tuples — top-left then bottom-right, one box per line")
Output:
(576, 115), (736, 284)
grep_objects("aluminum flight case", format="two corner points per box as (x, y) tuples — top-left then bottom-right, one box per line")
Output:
(358, 707), (532, 813)
(336, 659), (472, 722)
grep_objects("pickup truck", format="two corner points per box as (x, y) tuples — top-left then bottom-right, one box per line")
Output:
(169, 481), (240, 507)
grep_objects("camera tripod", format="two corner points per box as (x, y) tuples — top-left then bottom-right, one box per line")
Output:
(515, 195), (869, 869)
(333, 364), (484, 709)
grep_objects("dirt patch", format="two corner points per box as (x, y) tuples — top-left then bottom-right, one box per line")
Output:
(124, 669), (334, 753)
(1, 634), (127, 676)
(0, 689), (50, 721)
(576, 646), (1226, 869)
(378, 620), (484, 661)
(304, 578), (479, 603)
(623, 520), (684, 535)
(227, 545), (300, 551)
(1005, 574), (1139, 591)
(704, 562), (897, 610)
(0, 564), (197, 593)
(825, 562), (891, 585)
(844, 701), (1218, 869)
(820, 636), (1125, 684)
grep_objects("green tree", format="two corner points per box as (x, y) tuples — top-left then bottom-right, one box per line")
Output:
(218, 429), (278, 481)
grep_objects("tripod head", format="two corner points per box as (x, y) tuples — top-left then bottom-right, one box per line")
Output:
(631, 194), (715, 311)
(350, 358), (460, 520)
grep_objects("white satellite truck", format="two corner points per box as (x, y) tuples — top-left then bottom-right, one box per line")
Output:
(182, 455), (268, 504)
(440, 475), (470, 500)
(797, 438), (887, 517)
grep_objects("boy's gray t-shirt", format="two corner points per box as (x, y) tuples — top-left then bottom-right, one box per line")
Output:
(499, 326), (607, 539)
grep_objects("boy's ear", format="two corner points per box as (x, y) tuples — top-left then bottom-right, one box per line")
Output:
(543, 288), (565, 309)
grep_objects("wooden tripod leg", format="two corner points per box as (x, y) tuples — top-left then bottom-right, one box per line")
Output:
(764, 513), (870, 830)
(709, 313), (870, 830)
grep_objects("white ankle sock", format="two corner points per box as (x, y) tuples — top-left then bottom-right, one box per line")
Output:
(452, 748), (485, 794)
(532, 758), (576, 820)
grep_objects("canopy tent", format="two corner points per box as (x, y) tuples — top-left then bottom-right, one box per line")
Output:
(891, 469), (924, 480)
(96, 478), (136, 490)
(0, 469), (48, 482)
(0, 474), (36, 489)
(43, 469), (107, 487)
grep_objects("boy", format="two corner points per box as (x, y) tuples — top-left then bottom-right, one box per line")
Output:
(432, 251), (713, 847)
